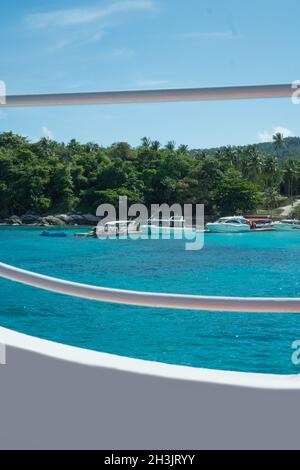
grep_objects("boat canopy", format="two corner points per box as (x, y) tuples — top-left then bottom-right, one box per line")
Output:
(246, 217), (273, 222)
(218, 216), (248, 224)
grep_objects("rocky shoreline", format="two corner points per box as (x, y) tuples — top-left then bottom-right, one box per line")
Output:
(1, 213), (101, 227)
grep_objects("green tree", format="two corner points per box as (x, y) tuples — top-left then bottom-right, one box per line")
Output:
(273, 132), (285, 159)
(141, 137), (151, 148)
(263, 187), (281, 213)
(0, 130), (300, 220)
(177, 144), (189, 154)
(165, 141), (176, 152)
(215, 171), (260, 215)
(245, 147), (263, 183)
(151, 140), (161, 151)
(110, 142), (133, 160)
(48, 163), (77, 212)
(262, 155), (280, 188)
(283, 159), (298, 197)
(80, 188), (142, 213)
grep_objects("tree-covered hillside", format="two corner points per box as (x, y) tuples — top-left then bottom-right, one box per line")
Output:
(195, 137), (300, 163)
(0, 131), (299, 219)
(256, 137), (300, 161)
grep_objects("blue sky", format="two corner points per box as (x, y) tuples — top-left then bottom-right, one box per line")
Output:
(0, 0), (299, 148)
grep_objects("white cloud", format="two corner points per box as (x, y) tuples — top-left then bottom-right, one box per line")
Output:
(177, 31), (242, 40)
(274, 127), (295, 138)
(258, 130), (273, 142)
(42, 126), (54, 140)
(25, 1), (154, 29)
(258, 126), (295, 142)
(47, 31), (106, 53)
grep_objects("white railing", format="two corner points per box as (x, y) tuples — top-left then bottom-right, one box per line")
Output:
(2, 84), (294, 108)
(0, 262), (300, 313)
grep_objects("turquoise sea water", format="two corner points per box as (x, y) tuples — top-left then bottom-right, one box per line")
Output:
(0, 226), (300, 375)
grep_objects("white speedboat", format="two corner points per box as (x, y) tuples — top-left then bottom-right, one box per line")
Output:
(96, 221), (139, 238)
(206, 216), (250, 233)
(274, 219), (300, 232)
(141, 216), (195, 238)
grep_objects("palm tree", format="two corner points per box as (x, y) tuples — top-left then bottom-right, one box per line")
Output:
(141, 137), (151, 148)
(38, 137), (55, 158)
(85, 142), (99, 153)
(178, 144), (189, 154)
(240, 157), (249, 179)
(262, 156), (279, 187)
(245, 146), (263, 183)
(199, 151), (209, 160)
(151, 140), (161, 151)
(224, 146), (239, 167)
(264, 187), (280, 214)
(284, 159), (298, 197)
(165, 141), (176, 152)
(273, 132), (285, 159)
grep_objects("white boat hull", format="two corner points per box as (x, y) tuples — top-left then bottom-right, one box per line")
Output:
(274, 223), (300, 232)
(141, 225), (195, 239)
(206, 223), (250, 233)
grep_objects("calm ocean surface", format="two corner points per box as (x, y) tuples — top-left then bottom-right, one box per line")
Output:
(0, 226), (300, 375)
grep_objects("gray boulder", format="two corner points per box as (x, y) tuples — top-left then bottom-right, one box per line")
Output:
(40, 218), (50, 226)
(55, 214), (72, 224)
(82, 213), (100, 224)
(68, 214), (86, 225)
(44, 216), (65, 226)
(6, 215), (22, 225)
(21, 214), (41, 224)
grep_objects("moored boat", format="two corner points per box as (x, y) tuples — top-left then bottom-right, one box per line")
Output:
(41, 231), (67, 238)
(141, 216), (195, 238)
(206, 216), (250, 233)
(74, 227), (98, 238)
(274, 219), (300, 231)
(97, 221), (139, 238)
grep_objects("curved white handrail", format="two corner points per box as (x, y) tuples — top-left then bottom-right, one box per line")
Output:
(0, 261), (300, 313)
(2, 84), (294, 108)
